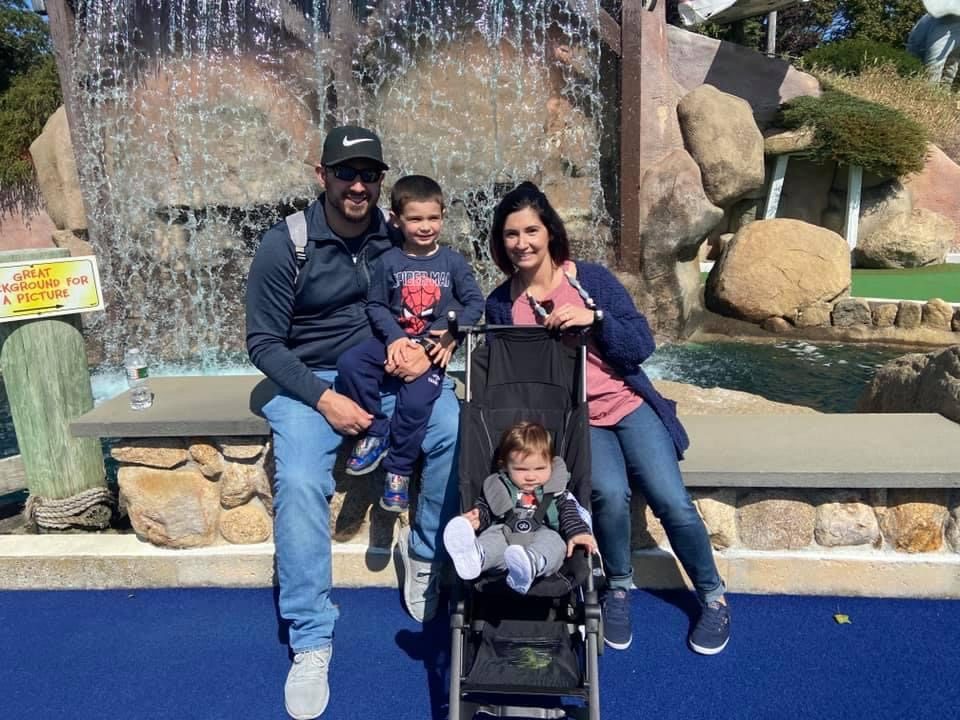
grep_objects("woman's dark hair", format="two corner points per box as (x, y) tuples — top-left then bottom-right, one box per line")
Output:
(489, 181), (570, 276)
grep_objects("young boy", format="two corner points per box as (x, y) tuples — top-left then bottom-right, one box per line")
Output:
(336, 175), (484, 511)
(443, 421), (597, 594)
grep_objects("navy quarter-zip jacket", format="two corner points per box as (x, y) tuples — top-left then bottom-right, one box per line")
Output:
(245, 194), (398, 408)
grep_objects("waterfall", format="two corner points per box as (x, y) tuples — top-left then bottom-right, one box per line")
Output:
(68, 0), (612, 368)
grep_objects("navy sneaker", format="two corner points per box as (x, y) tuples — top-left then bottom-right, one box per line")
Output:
(345, 435), (389, 476)
(602, 589), (632, 650)
(380, 472), (410, 512)
(688, 601), (730, 655)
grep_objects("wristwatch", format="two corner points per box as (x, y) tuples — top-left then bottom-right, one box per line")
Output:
(592, 309), (604, 325)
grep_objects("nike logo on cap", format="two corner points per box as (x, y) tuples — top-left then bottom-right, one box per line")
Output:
(342, 137), (375, 147)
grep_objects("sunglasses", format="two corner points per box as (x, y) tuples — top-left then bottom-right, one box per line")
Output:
(329, 165), (383, 183)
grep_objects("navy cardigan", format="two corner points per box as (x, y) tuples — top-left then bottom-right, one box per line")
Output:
(484, 261), (690, 459)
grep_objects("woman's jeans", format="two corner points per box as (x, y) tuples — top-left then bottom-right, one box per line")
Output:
(263, 370), (460, 654)
(590, 401), (725, 605)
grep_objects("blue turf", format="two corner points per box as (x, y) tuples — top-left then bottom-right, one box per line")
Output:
(1, 587), (957, 719)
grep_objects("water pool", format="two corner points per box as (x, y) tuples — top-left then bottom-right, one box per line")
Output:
(0, 340), (912, 460)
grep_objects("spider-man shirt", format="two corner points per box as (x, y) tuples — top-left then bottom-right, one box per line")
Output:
(366, 246), (484, 344)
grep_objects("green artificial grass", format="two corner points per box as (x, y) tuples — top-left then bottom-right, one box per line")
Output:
(850, 263), (960, 302)
(700, 264), (960, 302)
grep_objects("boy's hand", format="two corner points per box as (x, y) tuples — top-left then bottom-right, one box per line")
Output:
(386, 338), (417, 368)
(462, 508), (481, 530)
(566, 533), (597, 557)
(386, 341), (430, 382)
(427, 329), (456, 368)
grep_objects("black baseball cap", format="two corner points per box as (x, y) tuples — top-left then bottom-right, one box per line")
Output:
(320, 126), (389, 170)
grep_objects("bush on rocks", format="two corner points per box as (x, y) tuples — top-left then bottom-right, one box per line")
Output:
(777, 90), (928, 178)
(802, 39), (924, 79)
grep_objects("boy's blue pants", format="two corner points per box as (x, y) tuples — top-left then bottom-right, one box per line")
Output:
(337, 337), (444, 476)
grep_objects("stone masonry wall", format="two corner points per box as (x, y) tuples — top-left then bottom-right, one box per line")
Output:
(113, 437), (960, 557)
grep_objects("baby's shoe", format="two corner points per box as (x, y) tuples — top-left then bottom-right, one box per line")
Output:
(443, 516), (484, 580)
(504, 546), (539, 594)
(346, 435), (389, 476)
(380, 472), (410, 512)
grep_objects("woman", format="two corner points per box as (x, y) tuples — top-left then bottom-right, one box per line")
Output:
(484, 182), (730, 655)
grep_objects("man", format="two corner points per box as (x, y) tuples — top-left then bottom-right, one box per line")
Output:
(907, 12), (960, 88)
(245, 125), (459, 720)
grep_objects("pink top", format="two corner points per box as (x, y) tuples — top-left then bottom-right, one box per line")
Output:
(510, 266), (643, 427)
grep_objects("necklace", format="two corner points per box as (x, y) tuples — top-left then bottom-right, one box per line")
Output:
(524, 270), (596, 319)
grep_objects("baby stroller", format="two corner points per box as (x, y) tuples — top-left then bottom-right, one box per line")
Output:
(448, 325), (603, 720)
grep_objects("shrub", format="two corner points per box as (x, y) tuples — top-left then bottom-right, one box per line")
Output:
(0, 57), (62, 213)
(778, 89), (928, 177)
(814, 63), (960, 165)
(803, 38), (924, 78)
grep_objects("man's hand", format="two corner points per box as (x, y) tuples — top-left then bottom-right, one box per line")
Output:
(566, 533), (597, 557)
(385, 341), (430, 382)
(426, 329), (457, 368)
(316, 388), (373, 436)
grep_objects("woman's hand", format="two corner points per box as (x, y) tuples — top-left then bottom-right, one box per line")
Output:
(566, 533), (598, 557)
(544, 303), (594, 331)
(426, 329), (457, 368)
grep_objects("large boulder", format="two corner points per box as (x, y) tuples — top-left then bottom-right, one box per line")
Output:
(904, 143), (960, 253)
(852, 209), (954, 268)
(677, 84), (765, 207)
(856, 345), (960, 423)
(28, 107), (87, 232)
(705, 218), (850, 323)
(632, 148), (724, 337)
(667, 25), (821, 128)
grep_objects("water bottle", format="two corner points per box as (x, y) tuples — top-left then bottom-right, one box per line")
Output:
(124, 347), (153, 410)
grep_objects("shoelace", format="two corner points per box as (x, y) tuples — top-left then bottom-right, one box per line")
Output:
(292, 650), (330, 674)
(698, 602), (730, 631)
(603, 591), (631, 623)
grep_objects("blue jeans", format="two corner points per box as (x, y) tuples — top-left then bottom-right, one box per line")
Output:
(590, 401), (725, 604)
(262, 369), (460, 653)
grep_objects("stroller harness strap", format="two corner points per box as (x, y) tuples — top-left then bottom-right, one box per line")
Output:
(483, 458), (569, 537)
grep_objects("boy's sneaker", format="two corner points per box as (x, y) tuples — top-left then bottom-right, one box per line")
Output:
(443, 516), (484, 580)
(688, 600), (730, 655)
(395, 526), (440, 622)
(345, 435), (389, 476)
(504, 545), (537, 594)
(380, 472), (410, 512)
(602, 589), (633, 650)
(284, 646), (332, 719)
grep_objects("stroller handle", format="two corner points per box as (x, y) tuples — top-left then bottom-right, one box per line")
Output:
(460, 323), (590, 404)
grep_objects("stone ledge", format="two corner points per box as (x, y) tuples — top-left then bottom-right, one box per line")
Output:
(3, 534), (958, 598)
(72, 377), (960, 489)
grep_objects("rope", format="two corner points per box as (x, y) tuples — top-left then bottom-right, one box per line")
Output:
(24, 487), (115, 531)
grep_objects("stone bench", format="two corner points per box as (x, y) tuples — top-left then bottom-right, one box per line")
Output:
(70, 375), (960, 490)
(59, 374), (960, 598)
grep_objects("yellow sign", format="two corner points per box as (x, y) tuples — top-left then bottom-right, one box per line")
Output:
(0, 256), (104, 323)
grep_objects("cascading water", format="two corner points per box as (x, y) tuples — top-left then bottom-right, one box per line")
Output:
(67, 0), (613, 369)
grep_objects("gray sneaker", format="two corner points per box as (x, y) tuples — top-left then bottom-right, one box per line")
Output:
(284, 646), (332, 719)
(395, 525), (440, 623)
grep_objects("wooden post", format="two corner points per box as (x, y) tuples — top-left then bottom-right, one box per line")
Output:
(764, 154), (790, 219)
(844, 164), (863, 253)
(766, 12), (778, 57)
(619, 0), (644, 269)
(0, 249), (105, 501)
